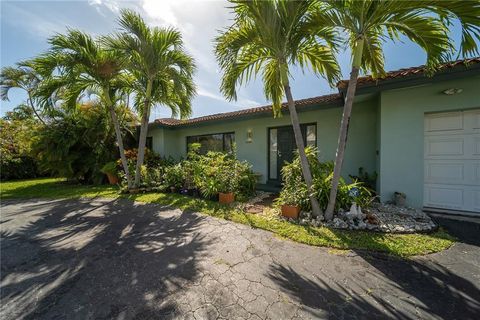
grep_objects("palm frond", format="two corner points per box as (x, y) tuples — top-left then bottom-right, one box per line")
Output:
(215, 0), (340, 115)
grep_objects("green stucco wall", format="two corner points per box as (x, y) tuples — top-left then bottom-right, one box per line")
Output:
(148, 100), (378, 184)
(379, 75), (480, 208)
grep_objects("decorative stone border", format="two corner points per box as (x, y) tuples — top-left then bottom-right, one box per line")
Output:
(239, 192), (437, 234)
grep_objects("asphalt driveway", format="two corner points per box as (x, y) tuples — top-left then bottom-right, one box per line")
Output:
(1, 198), (479, 320)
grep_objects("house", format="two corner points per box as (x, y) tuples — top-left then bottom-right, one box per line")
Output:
(147, 58), (480, 215)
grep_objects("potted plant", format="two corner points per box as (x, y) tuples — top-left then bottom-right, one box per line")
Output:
(278, 188), (302, 219)
(217, 162), (238, 204)
(393, 191), (406, 207)
(101, 162), (119, 185)
(219, 191), (235, 204)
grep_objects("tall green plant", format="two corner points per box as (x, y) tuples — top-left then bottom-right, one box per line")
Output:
(0, 105), (41, 180)
(1, 64), (47, 124)
(308, 0), (480, 220)
(215, 0), (340, 217)
(277, 147), (373, 212)
(106, 9), (196, 189)
(30, 30), (136, 188)
(31, 102), (134, 184)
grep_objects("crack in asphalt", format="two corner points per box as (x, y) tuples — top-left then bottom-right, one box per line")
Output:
(1, 199), (479, 320)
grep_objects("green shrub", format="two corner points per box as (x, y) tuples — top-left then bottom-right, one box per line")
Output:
(31, 102), (135, 184)
(119, 148), (177, 188)
(119, 143), (257, 200)
(188, 145), (256, 199)
(0, 156), (39, 181)
(155, 143), (257, 200)
(277, 147), (373, 212)
(100, 162), (118, 176)
(140, 165), (164, 189)
(349, 167), (377, 192)
(0, 107), (42, 181)
(163, 163), (185, 189)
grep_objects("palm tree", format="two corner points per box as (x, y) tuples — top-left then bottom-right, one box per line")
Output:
(34, 30), (135, 188)
(215, 0), (340, 217)
(107, 9), (196, 188)
(1, 64), (46, 125)
(310, 0), (480, 220)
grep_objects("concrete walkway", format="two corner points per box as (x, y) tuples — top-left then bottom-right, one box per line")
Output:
(1, 198), (479, 320)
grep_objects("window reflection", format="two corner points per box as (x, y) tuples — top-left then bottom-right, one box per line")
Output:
(186, 132), (235, 154)
(306, 125), (316, 147)
(269, 129), (278, 179)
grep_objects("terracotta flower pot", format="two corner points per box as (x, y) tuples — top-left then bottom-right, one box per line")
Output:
(281, 205), (300, 219)
(106, 173), (119, 185)
(219, 192), (235, 204)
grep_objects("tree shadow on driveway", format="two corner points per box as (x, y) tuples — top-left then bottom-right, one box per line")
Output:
(268, 262), (412, 319)
(1, 198), (214, 319)
(268, 229), (480, 319)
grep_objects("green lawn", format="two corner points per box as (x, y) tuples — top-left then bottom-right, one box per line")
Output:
(1, 178), (455, 257)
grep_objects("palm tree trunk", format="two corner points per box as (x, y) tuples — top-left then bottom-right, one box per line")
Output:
(134, 103), (150, 187)
(324, 38), (364, 220)
(134, 81), (153, 188)
(284, 83), (322, 217)
(105, 93), (132, 189)
(27, 92), (46, 125)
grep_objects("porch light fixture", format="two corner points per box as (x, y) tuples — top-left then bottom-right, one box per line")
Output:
(442, 88), (463, 95)
(246, 129), (253, 143)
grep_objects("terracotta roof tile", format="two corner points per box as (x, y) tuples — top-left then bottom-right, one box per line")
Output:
(337, 57), (480, 89)
(154, 93), (342, 127)
(153, 58), (479, 127)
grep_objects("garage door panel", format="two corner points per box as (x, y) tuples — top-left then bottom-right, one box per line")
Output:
(424, 110), (480, 214)
(475, 164), (480, 183)
(474, 190), (480, 212)
(424, 185), (464, 210)
(469, 110), (480, 129)
(425, 112), (463, 132)
(425, 137), (464, 157)
(425, 161), (464, 183)
(473, 136), (480, 155)
(425, 160), (480, 185)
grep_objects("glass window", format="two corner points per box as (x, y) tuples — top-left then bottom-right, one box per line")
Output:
(306, 125), (316, 147)
(146, 137), (153, 150)
(269, 129), (278, 180)
(186, 132), (235, 154)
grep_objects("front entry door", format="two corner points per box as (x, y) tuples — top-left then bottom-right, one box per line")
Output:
(268, 123), (317, 183)
(276, 127), (296, 180)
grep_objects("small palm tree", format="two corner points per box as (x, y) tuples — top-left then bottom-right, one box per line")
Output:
(215, 0), (340, 217)
(309, 0), (480, 220)
(107, 9), (196, 188)
(1, 64), (46, 124)
(33, 30), (135, 188)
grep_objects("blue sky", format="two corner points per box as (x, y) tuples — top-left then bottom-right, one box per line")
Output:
(0, 0), (471, 119)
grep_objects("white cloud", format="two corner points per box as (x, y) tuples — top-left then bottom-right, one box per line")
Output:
(87, 0), (124, 17)
(3, 0), (266, 118)
(197, 87), (225, 102)
(197, 86), (261, 108)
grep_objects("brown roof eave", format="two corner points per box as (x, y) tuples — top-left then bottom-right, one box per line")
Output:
(337, 57), (480, 91)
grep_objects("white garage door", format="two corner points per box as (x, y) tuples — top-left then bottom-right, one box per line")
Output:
(424, 109), (480, 214)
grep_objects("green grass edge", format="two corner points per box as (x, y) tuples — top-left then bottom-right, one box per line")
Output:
(1, 178), (456, 258)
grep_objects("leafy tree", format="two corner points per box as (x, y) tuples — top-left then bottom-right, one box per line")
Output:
(31, 101), (135, 183)
(32, 30), (137, 188)
(106, 9), (196, 188)
(215, 0), (340, 216)
(0, 104), (41, 180)
(1, 64), (47, 124)
(308, 0), (480, 220)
